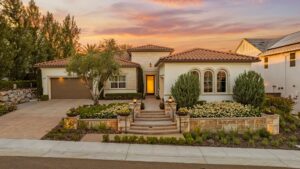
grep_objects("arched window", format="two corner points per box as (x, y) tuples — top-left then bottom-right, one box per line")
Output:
(217, 71), (227, 92)
(204, 71), (213, 93)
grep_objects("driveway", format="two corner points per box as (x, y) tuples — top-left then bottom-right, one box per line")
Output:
(0, 99), (92, 139)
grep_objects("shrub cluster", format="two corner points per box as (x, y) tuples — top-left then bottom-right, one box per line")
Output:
(39, 95), (49, 101)
(0, 103), (17, 116)
(68, 103), (129, 119)
(104, 93), (142, 100)
(171, 73), (200, 108)
(102, 128), (298, 148)
(233, 71), (265, 108)
(263, 96), (300, 133)
(0, 80), (37, 91)
(190, 102), (261, 118)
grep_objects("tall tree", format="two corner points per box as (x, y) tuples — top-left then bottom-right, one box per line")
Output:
(0, 0), (33, 80)
(60, 14), (80, 58)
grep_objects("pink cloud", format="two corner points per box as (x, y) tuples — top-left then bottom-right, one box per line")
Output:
(149, 0), (203, 7)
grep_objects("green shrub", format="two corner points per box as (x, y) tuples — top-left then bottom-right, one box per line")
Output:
(114, 135), (121, 142)
(137, 136), (146, 144)
(121, 136), (129, 142)
(146, 137), (158, 144)
(220, 137), (228, 145)
(233, 71), (265, 108)
(264, 96), (294, 113)
(39, 95), (49, 101)
(190, 102), (261, 118)
(0, 104), (17, 116)
(195, 136), (204, 145)
(289, 135), (297, 142)
(248, 139), (255, 147)
(258, 128), (271, 138)
(102, 134), (110, 142)
(233, 137), (241, 145)
(271, 140), (280, 147)
(76, 103), (128, 119)
(104, 93), (142, 100)
(177, 138), (186, 145)
(261, 138), (269, 147)
(171, 73), (200, 108)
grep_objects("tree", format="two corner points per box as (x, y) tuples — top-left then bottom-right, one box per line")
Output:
(233, 71), (265, 108)
(0, 15), (14, 79)
(60, 14), (80, 58)
(171, 73), (200, 108)
(67, 40), (120, 104)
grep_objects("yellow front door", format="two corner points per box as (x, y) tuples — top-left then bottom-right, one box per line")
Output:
(146, 75), (155, 94)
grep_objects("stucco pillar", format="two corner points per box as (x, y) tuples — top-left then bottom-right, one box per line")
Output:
(175, 115), (190, 133)
(164, 102), (176, 119)
(117, 115), (131, 133)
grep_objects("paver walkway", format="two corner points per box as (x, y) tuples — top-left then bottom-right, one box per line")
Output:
(0, 100), (92, 139)
(143, 96), (161, 111)
(0, 139), (299, 168)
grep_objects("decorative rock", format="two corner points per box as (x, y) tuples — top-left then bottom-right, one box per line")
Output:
(0, 96), (9, 102)
(0, 88), (36, 104)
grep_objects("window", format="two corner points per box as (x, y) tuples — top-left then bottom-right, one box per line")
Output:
(217, 71), (227, 92)
(110, 76), (126, 88)
(204, 71), (213, 93)
(264, 57), (268, 69)
(290, 53), (296, 67)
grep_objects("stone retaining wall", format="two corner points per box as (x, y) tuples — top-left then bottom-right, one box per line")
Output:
(79, 119), (118, 130)
(0, 89), (36, 104)
(189, 114), (280, 134)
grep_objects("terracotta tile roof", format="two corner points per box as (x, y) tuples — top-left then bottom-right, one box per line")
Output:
(155, 48), (260, 66)
(34, 57), (140, 68)
(127, 44), (174, 53)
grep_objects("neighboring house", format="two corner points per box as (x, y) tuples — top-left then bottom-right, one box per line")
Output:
(35, 44), (258, 102)
(236, 31), (300, 112)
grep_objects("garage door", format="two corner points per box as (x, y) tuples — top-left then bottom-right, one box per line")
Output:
(51, 78), (91, 99)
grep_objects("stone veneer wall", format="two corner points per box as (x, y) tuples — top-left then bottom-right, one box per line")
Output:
(189, 114), (280, 135)
(0, 89), (36, 104)
(79, 119), (118, 130)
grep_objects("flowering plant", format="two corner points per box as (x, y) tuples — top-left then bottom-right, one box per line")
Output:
(176, 107), (190, 116)
(104, 104), (131, 116)
(190, 102), (261, 118)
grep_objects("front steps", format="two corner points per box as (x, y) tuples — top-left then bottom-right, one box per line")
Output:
(128, 110), (179, 135)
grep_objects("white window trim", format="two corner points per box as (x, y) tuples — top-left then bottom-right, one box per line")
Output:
(203, 69), (214, 94)
(110, 75), (126, 89)
(216, 70), (228, 94)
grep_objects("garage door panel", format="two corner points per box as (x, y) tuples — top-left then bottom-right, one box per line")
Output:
(51, 78), (91, 99)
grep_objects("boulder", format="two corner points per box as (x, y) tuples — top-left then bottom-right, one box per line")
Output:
(0, 96), (9, 102)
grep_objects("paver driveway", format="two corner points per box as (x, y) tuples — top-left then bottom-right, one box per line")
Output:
(0, 99), (92, 139)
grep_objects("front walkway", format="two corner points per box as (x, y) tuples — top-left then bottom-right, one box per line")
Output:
(143, 96), (161, 111)
(0, 139), (299, 168)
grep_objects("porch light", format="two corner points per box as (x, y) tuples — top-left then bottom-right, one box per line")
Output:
(167, 97), (173, 103)
(133, 99), (137, 104)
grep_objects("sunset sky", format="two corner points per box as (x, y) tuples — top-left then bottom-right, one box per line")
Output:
(22, 0), (300, 52)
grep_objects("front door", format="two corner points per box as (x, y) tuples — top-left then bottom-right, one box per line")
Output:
(146, 75), (155, 95)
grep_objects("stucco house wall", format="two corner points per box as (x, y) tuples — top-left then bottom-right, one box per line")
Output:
(131, 52), (170, 95)
(103, 67), (138, 94)
(159, 62), (252, 101)
(236, 41), (300, 112)
(41, 67), (138, 99)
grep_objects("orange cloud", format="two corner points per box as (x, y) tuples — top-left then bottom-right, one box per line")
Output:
(150, 0), (203, 7)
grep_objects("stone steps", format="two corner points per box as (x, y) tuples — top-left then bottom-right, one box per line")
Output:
(129, 110), (178, 135)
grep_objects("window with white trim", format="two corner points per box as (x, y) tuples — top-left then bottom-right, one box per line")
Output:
(110, 75), (126, 88)
(204, 71), (213, 93)
(217, 71), (227, 92)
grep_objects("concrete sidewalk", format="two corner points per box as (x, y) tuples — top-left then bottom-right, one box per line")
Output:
(0, 139), (299, 168)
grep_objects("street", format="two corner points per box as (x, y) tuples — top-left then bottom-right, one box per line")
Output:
(0, 156), (289, 169)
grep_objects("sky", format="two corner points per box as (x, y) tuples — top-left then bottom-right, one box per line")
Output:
(22, 0), (300, 52)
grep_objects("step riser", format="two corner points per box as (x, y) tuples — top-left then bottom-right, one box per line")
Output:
(137, 115), (170, 118)
(131, 123), (176, 127)
(135, 118), (172, 121)
(130, 126), (177, 130)
(139, 113), (166, 116)
(128, 130), (179, 135)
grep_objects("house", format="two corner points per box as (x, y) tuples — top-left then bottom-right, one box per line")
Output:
(35, 44), (259, 101)
(236, 31), (300, 112)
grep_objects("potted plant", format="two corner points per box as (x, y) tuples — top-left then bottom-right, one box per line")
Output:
(115, 105), (131, 117)
(176, 107), (189, 116)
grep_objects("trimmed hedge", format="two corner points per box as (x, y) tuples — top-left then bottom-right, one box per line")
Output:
(0, 80), (37, 91)
(0, 104), (17, 116)
(104, 93), (142, 100)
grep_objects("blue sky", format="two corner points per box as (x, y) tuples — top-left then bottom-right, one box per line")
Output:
(22, 0), (300, 51)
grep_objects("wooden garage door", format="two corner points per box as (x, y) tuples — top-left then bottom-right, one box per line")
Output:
(51, 78), (91, 99)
